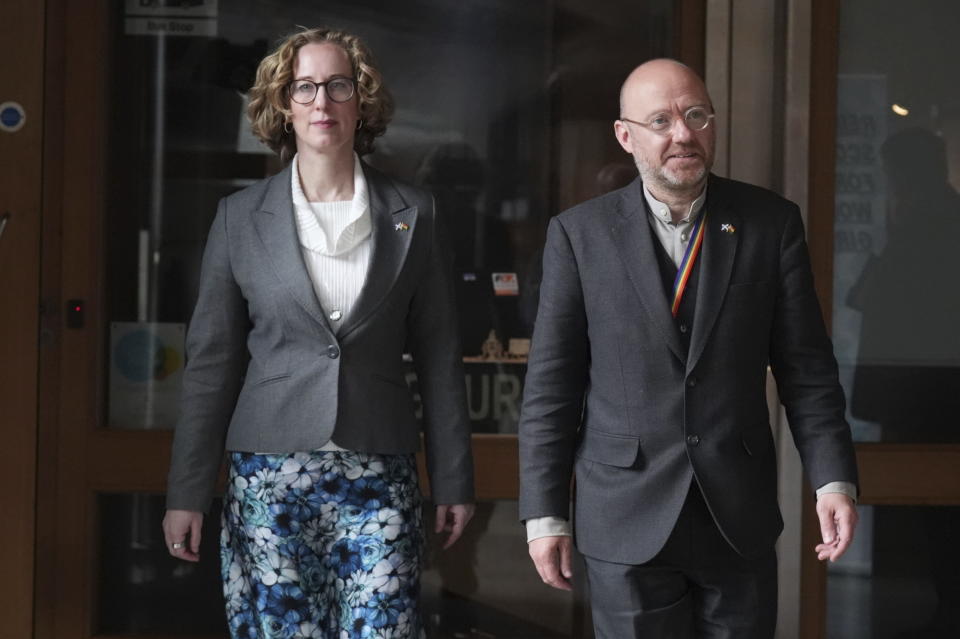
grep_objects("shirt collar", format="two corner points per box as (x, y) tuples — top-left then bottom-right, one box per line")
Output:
(291, 152), (368, 208)
(642, 184), (707, 225)
(291, 153), (371, 256)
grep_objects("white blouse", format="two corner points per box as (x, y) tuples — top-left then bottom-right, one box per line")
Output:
(291, 153), (372, 325)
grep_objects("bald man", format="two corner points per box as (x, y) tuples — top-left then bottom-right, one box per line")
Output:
(518, 59), (859, 638)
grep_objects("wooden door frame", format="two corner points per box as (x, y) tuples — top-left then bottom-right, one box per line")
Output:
(35, 1), (109, 636)
(802, 2), (960, 637)
(799, 3), (840, 634)
(675, 0), (707, 76)
(35, 0), (68, 634)
(1, 2), (45, 639)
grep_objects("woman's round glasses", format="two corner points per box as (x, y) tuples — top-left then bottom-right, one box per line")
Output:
(620, 106), (715, 136)
(289, 77), (356, 104)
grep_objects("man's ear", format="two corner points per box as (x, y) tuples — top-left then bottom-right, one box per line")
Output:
(613, 120), (632, 154)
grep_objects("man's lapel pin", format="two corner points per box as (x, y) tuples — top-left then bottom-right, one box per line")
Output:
(721, 223), (736, 234)
(394, 222), (409, 232)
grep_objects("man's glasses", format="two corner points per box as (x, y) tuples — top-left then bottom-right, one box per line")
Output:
(288, 77), (356, 104)
(620, 106), (715, 136)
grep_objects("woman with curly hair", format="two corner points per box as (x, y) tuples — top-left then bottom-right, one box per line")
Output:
(161, 27), (475, 638)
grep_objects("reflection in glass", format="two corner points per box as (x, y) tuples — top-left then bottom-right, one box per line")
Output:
(421, 499), (593, 638)
(846, 129), (960, 444)
(97, 494), (226, 635)
(832, 0), (960, 444)
(829, 3), (960, 638)
(827, 506), (960, 638)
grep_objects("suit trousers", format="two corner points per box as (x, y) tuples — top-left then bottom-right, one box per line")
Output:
(583, 481), (777, 639)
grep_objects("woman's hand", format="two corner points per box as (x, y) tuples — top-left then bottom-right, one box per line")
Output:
(434, 503), (475, 549)
(162, 509), (204, 562)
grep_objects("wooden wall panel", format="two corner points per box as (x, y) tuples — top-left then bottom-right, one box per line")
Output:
(0, 1), (44, 638)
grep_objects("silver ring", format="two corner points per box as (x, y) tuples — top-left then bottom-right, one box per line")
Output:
(171, 541), (185, 550)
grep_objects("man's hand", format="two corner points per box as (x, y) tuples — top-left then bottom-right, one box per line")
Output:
(528, 535), (574, 591)
(435, 503), (475, 549)
(814, 493), (858, 562)
(162, 509), (204, 562)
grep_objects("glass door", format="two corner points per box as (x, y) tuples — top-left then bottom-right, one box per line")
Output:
(40, 1), (701, 637)
(806, 1), (960, 637)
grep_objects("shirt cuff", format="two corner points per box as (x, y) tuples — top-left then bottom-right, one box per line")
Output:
(816, 481), (858, 504)
(525, 516), (573, 543)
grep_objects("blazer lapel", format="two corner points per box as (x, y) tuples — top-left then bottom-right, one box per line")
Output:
(337, 162), (416, 339)
(252, 165), (334, 335)
(687, 178), (740, 373)
(610, 180), (685, 363)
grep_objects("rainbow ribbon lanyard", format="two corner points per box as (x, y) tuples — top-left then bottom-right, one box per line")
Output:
(670, 211), (707, 318)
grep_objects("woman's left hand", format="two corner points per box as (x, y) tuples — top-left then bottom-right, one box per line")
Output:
(434, 503), (475, 549)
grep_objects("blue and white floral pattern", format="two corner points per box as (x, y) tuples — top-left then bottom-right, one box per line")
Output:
(221, 450), (424, 639)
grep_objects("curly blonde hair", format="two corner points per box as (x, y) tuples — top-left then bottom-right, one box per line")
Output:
(247, 27), (394, 162)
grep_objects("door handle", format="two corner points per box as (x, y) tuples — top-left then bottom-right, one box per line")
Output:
(0, 211), (9, 244)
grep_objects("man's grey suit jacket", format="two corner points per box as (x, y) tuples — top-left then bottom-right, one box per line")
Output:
(167, 162), (474, 513)
(519, 175), (858, 565)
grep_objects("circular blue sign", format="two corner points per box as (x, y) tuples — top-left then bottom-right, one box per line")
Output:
(0, 102), (26, 132)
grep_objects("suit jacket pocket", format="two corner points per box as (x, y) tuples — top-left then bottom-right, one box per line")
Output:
(576, 428), (641, 468)
(255, 372), (291, 387)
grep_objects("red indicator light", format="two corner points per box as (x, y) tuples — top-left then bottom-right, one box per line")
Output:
(66, 299), (85, 328)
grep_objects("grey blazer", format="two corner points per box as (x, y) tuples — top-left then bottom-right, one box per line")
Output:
(518, 175), (858, 564)
(166, 162), (474, 512)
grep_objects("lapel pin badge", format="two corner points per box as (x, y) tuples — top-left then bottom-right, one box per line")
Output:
(394, 222), (409, 232)
(720, 223), (736, 234)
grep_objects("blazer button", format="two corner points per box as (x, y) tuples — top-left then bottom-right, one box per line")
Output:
(687, 376), (698, 387)
(327, 345), (340, 359)
(687, 434), (700, 446)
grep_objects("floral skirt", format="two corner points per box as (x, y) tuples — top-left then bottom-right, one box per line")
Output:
(220, 449), (424, 639)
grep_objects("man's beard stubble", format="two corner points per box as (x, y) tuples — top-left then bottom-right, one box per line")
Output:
(634, 154), (709, 193)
